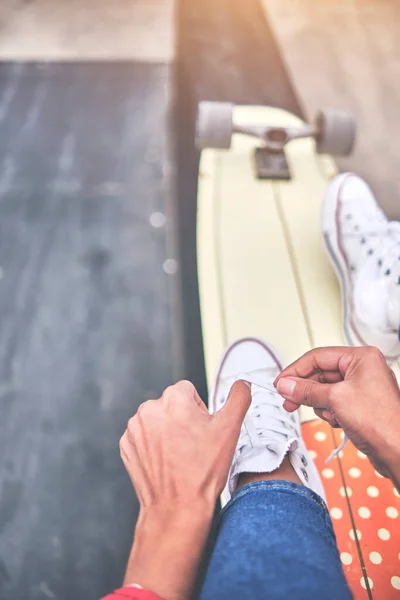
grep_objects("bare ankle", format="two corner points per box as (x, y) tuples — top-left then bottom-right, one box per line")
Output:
(237, 456), (302, 490)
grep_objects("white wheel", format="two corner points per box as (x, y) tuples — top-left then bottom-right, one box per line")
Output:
(315, 109), (356, 156)
(195, 101), (233, 150)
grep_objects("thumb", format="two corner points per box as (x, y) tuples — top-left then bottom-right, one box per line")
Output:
(216, 380), (252, 428)
(276, 377), (332, 410)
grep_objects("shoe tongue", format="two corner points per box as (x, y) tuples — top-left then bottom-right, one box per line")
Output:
(251, 386), (287, 432)
(237, 368), (278, 386)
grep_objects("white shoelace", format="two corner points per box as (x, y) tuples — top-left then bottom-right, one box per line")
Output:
(326, 435), (348, 463)
(236, 374), (347, 462)
(348, 221), (400, 333)
(239, 385), (296, 452)
(375, 222), (400, 275)
(348, 221), (400, 274)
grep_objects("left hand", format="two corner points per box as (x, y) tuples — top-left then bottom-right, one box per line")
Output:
(120, 379), (250, 600)
(120, 379), (250, 509)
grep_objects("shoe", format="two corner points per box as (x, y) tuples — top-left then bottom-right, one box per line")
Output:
(208, 337), (326, 504)
(323, 173), (400, 361)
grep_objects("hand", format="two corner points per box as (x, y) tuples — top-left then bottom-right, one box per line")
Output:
(120, 379), (250, 600)
(120, 379), (250, 509)
(275, 346), (400, 483)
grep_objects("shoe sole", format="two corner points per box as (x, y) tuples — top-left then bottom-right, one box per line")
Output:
(322, 173), (362, 348)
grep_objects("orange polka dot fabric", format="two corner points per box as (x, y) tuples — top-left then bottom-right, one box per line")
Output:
(302, 420), (400, 599)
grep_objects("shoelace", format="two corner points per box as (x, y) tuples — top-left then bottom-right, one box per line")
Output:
(236, 374), (347, 463)
(349, 221), (400, 274)
(348, 220), (400, 336)
(375, 222), (400, 275)
(243, 384), (296, 448)
(326, 434), (348, 464)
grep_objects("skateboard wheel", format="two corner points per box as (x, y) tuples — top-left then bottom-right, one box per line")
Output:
(315, 109), (356, 156)
(196, 102), (233, 150)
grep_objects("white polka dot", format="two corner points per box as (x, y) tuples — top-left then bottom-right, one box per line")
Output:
(349, 467), (362, 479)
(378, 528), (390, 541)
(369, 551), (382, 564)
(339, 430), (345, 440)
(367, 485), (379, 498)
(322, 468), (335, 479)
(360, 577), (373, 590)
(394, 487), (400, 498)
(314, 431), (327, 442)
(339, 486), (353, 498)
(391, 576), (400, 590)
(163, 258), (178, 274)
(338, 450), (344, 458)
(330, 507), (343, 519)
(375, 470), (384, 478)
(349, 529), (362, 541)
(149, 212), (166, 228)
(357, 450), (367, 459)
(309, 450), (317, 459)
(358, 507), (371, 519)
(340, 552), (352, 565)
(386, 506), (398, 519)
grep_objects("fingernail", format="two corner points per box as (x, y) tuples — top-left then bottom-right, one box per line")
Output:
(277, 378), (296, 398)
(241, 380), (251, 390)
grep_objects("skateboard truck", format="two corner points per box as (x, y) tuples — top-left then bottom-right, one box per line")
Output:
(237, 122), (315, 180)
(196, 102), (356, 181)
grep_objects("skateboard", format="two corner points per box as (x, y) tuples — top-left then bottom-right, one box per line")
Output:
(196, 103), (400, 599)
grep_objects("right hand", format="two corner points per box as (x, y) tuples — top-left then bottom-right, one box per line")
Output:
(274, 346), (400, 481)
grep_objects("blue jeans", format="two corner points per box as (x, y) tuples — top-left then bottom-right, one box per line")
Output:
(200, 481), (353, 600)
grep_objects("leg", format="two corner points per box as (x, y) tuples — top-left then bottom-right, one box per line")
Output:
(202, 338), (353, 599)
(200, 478), (352, 599)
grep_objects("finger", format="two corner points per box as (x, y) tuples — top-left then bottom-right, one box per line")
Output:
(276, 376), (333, 409)
(283, 371), (342, 390)
(313, 408), (340, 428)
(162, 380), (208, 412)
(308, 371), (344, 384)
(122, 426), (153, 505)
(120, 429), (135, 461)
(216, 380), (251, 428)
(274, 347), (355, 385)
(120, 430), (143, 485)
(282, 399), (300, 412)
(390, 368), (400, 392)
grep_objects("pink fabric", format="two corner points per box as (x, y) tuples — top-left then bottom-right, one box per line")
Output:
(101, 586), (163, 600)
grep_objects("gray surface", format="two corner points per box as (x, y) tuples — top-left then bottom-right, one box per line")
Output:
(0, 1), (304, 597)
(0, 62), (174, 600)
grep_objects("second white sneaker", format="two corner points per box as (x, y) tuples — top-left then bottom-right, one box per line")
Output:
(208, 337), (326, 505)
(323, 173), (400, 361)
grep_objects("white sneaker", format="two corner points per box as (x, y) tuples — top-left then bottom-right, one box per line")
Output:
(208, 337), (326, 504)
(323, 173), (400, 361)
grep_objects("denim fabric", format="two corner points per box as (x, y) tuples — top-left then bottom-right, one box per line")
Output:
(200, 481), (353, 600)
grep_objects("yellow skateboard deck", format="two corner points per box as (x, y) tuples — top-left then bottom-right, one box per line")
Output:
(197, 106), (400, 599)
